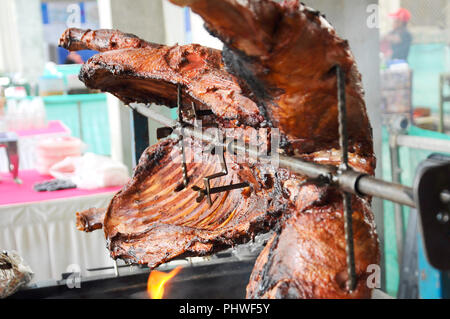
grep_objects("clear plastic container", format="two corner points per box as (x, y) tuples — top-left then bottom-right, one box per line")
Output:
(38, 75), (65, 96)
(5, 98), (47, 131)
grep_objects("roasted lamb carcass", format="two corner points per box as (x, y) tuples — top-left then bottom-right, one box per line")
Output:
(62, 0), (379, 299)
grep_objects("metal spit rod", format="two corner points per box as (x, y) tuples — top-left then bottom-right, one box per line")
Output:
(337, 66), (356, 292)
(130, 103), (416, 208)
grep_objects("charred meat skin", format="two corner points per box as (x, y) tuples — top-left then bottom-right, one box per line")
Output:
(166, 0), (380, 298)
(246, 189), (379, 299)
(76, 208), (106, 233)
(59, 28), (161, 52)
(59, 28), (263, 127)
(171, 0), (373, 157)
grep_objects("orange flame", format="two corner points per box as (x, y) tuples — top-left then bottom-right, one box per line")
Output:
(147, 266), (182, 299)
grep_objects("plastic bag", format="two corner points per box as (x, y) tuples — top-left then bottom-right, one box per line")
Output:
(49, 153), (129, 189)
(0, 250), (33, 299)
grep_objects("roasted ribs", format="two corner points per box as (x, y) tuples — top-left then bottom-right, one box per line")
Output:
(65, 0), (379, 299)
(99, 137), (290, 268)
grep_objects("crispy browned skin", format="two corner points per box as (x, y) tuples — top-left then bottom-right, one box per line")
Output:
(76, 137), (376, 275)
(246, 189), (379, 299)
(171, 0), (373, 156)
(59, 28), (263, 127)
(76, 208), (106, 232)
(59, 28), (160, 52)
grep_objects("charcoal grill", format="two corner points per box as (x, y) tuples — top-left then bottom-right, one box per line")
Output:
(7, 251), (391, 299)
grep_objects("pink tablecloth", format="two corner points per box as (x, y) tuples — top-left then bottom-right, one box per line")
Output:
(0, 170), (121, 206)
(14, 120), (69, 137)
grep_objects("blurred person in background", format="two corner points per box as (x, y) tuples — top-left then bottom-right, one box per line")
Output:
(64, 51), (84, 64)
(381, 8), (413, 62)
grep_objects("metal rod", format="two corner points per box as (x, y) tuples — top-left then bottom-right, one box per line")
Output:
(357, 175), (415, 207)
(130, 104), (418, 208)
(337, 67), (349, 171)
(206, 183), (249, 195)
(439, 74), (445, 133)
(113, 260), (119, 277)
(396, 134), (450, 154)
(77, 101), (84, 142)
(87, 264), (136, 272)
(337, 65), (356, 292)
(177, 84), (189, 187)
(389, 135), (404, 269)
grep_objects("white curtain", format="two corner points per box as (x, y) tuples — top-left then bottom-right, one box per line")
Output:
(0, 193), (117, 283)
(0, 0), (21, 74)
(0, 0), (45, 84)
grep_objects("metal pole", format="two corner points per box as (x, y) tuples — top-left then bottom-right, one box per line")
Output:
(396, 135), (450, 154)
(357, 175), (415, 207)
(113, 260), (119, 277)
(77, 101), (84, 141)
(439, 74), (444, 133)
(337, 66), (357, 292)
(389, 134), (405, 270)
(177, 85), (189, 187)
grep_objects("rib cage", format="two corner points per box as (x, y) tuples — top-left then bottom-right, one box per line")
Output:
(101, 137), (291, 268)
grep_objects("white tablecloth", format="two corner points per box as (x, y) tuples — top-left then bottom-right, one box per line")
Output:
(0, 193), (117, 283)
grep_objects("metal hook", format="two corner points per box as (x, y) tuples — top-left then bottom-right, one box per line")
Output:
(192, 145), (248, 206)
(190, 101), (213, 118)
